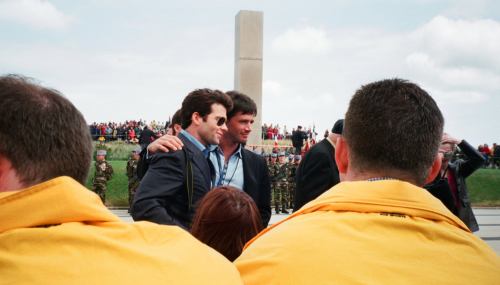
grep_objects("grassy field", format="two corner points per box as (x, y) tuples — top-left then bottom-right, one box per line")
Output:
(468, 169), (500, 206)
(85, 160), (500, 207)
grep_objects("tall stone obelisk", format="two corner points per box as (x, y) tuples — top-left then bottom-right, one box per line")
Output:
(234, 10), (263, 150)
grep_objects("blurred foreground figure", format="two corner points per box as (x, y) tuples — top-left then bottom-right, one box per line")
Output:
(235, 79), (500, 284)
(191, 186), (263, 261)
(0, 75), (242, 285)
(424, 133), (484, 232)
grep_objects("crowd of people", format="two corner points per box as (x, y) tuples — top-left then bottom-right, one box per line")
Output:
(261, 123), (317, 141)
(478, 143), (500, 168)
(89, 120), (167, 143)
(1, 75), (498, 284)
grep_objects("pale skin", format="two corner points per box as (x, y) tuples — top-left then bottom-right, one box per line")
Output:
(0, 155), (27, 192)
(334, 136), (442, 186)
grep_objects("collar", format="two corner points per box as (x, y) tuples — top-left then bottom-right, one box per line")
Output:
(0, 176), (120, 233)
(217, 143), (243, 159)
(247, 180), (470, 247)
(180, 130), (217, 157)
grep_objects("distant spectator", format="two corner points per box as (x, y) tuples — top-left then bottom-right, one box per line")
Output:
(191, 186), (263, 261)
(291, 125), (307, 154)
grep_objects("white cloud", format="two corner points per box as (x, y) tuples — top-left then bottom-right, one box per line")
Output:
(272, 26), (332, 54)
(0, 0), (73, 29)
(411, 16), (500, 70)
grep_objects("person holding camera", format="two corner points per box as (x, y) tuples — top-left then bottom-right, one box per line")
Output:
(424, 133), (485, 232)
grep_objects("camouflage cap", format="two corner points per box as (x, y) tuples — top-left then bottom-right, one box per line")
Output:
(96, 149), (107, 156)
(294, 154), (302, 160)
(271, 153), (278, 158)
(132, 146), (142, 153)
(278, 152), (286, 157)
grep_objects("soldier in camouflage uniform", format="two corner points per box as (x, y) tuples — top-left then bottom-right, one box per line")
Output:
(268, 153), (278, 211)
(288, 154), (301, 210)
(274, 152), (290, 214)
(93, 149), (114, 204)
(126, 147), (141, 211)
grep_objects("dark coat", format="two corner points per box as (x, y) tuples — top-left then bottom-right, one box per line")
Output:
(241, 149), (272, 227)
(131, 133), (211, 229)
(293, 138), (340, 212)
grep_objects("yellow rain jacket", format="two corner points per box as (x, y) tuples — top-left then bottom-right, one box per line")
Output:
(236, 180), (500, 284)
(0, 176), (242, 285)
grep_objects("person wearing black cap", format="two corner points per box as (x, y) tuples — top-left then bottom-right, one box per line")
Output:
(293, 119), (343, 212)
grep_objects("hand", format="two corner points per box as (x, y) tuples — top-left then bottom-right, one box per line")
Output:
(441, 133), (461, 145)
(147, 134), (184, 154)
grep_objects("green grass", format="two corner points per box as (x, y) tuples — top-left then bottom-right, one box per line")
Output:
(468, 168), (500, 206)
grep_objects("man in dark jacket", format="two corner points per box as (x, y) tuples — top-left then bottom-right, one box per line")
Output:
(293, 119), (343, 212)
(131, 89), (233, 229)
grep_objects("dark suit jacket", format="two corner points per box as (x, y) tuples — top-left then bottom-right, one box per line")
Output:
(241, 149), (271, 227)
(293, 138), (340, 212)
(131, 133), (211, 229)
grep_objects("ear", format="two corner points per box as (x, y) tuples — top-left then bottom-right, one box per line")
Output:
(423, 154), (442, 185)
(335, 137), (349, 175)
(0, 155), (23, 192)
(191, 112), (202, 126)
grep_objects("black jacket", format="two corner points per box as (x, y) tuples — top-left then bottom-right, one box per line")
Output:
(131, 133), (211, 229)
(293, 138), (339, 212)
(241, 148), (272, 227)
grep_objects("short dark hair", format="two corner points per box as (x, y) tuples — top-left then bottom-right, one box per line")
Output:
(0, 74), (92, 185)
(190, 186), (263, 261)
(180, 89), (233, 129)
(344, 78), (443, 184)
(170, 109), (182, 127)
(226, 91), (257, 120)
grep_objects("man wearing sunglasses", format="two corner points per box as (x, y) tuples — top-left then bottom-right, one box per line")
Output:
(131, 89), (233, 229)
(424, 133), (485, 232)
(145, 91), (272, 227)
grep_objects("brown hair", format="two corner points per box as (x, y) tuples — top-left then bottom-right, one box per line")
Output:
(191, 186), (263, 261)
(226, 90), (257, 120)
(344, 78), (443, 184)
(0, 74), (92, 185)
(180, 89), (233, 129)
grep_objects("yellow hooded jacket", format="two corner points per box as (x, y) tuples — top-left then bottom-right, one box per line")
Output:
(0, 176), (242, 285)
(235, 180), (500, 285)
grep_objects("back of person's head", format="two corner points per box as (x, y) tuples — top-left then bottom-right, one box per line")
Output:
(191, 186), (263, 261)
(226, 90), (257, 120)
(180, 89), (233, 129)
(343, 78), (443, 185)
(171, 108), (182, 127)
(0, 74), (92, 186)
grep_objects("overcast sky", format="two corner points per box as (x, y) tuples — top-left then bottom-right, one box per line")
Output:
(1, 0), (499, 146)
